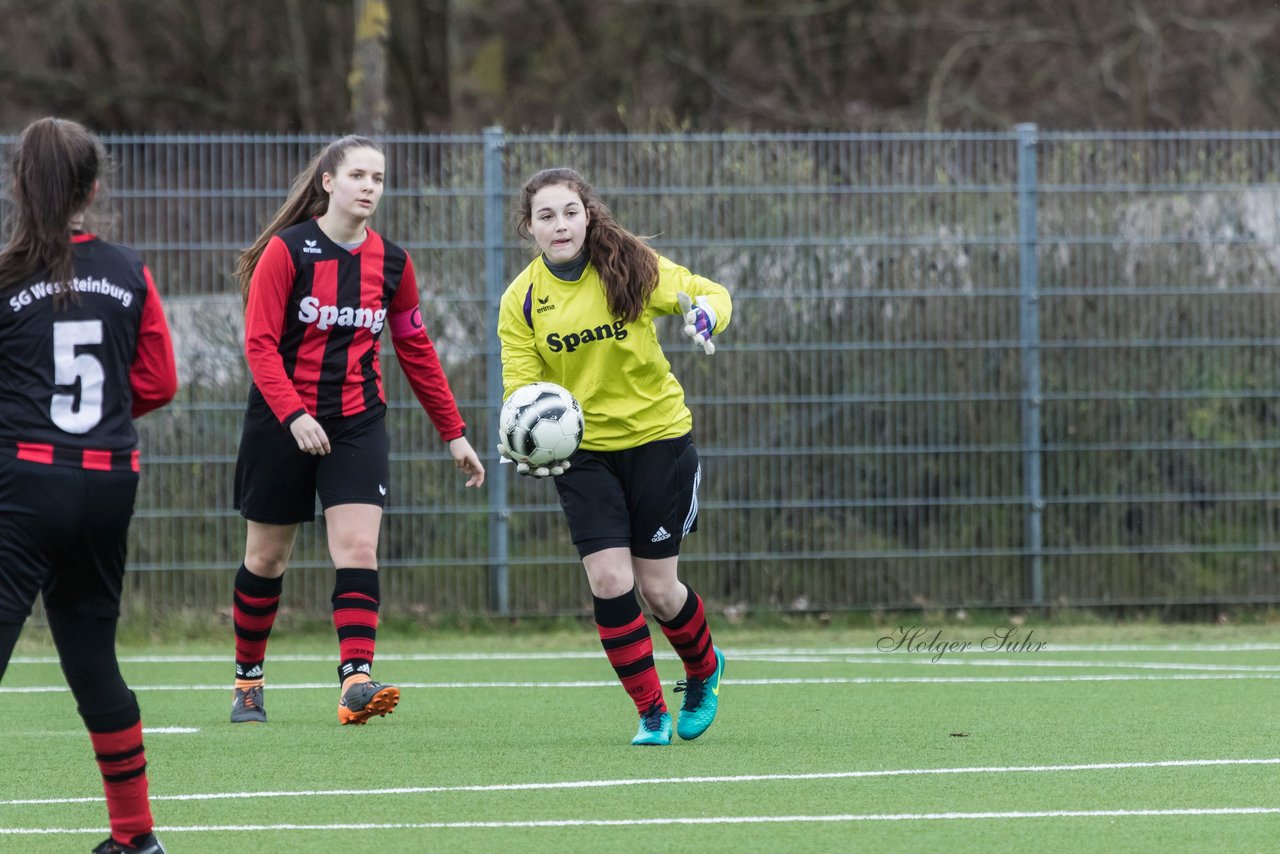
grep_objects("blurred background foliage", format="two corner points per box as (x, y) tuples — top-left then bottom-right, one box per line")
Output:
(1, 0), (1277, 133)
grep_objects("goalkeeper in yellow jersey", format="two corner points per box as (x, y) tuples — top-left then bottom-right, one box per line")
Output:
(497, 167), (731, 746)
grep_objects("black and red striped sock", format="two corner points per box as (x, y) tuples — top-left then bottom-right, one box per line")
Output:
(594, 588), (665, 714)
(657, 584), (718, 680)
(233, 563), (282, 682)
(332, 568), (379, 684)
(83, 697), (153, 847)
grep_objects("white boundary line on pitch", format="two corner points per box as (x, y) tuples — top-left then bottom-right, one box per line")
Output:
(0, 727), (199, 739)
(9, 642), (1280, 665)
(5, 672), (1280, 695)
(3, 757), (1278, 807)
(852, 657), (1280, 673)
(4, 806), (1280, 835)
(12, 653), (1280, 672)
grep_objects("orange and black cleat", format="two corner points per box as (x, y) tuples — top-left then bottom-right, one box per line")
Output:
(338, 680), (400, 725)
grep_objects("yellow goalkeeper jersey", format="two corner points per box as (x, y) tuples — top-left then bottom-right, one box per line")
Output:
(498, 253), (732, 451)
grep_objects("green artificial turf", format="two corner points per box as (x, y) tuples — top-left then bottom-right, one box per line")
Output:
(3, 622), (1278, 852)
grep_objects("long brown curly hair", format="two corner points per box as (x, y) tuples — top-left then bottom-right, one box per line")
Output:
(516, 167), (658, 325)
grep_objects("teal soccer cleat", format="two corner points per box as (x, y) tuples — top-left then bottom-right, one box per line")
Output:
(675, 646), (725, 740)
(631, 703), (672, 746)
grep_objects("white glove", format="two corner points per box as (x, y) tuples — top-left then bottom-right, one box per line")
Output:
(677, 291), (716, 355)
(497, 442), (571, 478)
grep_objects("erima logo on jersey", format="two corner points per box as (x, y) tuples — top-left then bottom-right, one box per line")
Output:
(546, 319), (628, 353)
(298, 295), (386, 335)
(303, 239), (322, 255)
(536, 295), (556, 314)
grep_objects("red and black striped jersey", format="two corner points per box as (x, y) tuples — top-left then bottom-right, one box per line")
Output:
(0, 234), (178, 471)
(243, 219), (465, 441)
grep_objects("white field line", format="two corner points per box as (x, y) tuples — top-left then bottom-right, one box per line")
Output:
(10, 653), (1280, 673)
(5, 672), (1280, 696)
(3, 757), (1278, 807)
(9, 642), (1280, 665)
(848, 657), (1280, 673)
(10, 652), (606, 664)
(721, 645), (1280, 660)
(0, 727), (199, 742)
(13, 652), (1279, 672)
(143, 727), (198, 734)
(1002, 643), (1280, 652)
(4, 807), (1280, 835)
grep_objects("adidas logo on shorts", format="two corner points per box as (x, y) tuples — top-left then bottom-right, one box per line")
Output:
(651, 526), (671, 543)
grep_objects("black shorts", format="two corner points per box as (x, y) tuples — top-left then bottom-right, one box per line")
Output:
(0, 455), (138, 622)
(234, 396), (390, 525)
(553, 433), (700, 560)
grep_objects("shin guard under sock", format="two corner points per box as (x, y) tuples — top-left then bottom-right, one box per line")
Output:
(594, 588), (665, 713)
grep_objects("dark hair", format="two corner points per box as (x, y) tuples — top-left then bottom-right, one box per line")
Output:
(516, 167), (659, 325)
(0, 117), (105, 302)
(235, 135), (381, 301)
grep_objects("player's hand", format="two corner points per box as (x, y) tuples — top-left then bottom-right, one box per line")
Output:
(448, 436), (485, 487)
(677, 291), (716, 355)
(290, 413), (331, 455)
(496, 440), (517, 464)
(522, 459), (570, 478)
(495, 440), (532, 475)
(497, 441), (570, 478)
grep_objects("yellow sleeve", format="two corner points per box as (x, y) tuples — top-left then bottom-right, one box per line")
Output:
(497, 272), (545, 400)
(655, 255), (732, 334)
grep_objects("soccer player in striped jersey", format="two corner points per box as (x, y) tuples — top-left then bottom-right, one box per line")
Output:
(230, 136), (484, 726)
(0, 117), (177, 854)
(497, 168), (731, 746)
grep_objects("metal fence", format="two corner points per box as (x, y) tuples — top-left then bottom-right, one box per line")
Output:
(5, 127), (1280, 618)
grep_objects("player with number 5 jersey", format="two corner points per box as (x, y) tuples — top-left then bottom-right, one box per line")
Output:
(0, 117), (177, 854)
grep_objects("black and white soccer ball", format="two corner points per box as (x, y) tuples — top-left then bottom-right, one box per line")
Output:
(499, 382), (584, 467)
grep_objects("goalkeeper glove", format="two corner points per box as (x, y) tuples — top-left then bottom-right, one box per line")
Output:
(677, 291), (716, 355)
(496, 442), (571, 478)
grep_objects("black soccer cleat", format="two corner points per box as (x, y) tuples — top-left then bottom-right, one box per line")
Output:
(91, 832), (166, 854)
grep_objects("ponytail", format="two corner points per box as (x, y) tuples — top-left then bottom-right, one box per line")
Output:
(0, 117), (104, 302)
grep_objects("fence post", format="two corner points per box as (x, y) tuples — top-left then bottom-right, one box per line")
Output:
(1016, 123), (1045, 607)
(483, 126), (510, 615)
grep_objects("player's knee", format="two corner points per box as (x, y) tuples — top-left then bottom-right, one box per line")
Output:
(636, 575), (683, 615)
(586, 568), (635, 600)
(245, 549), (290, 578)
(330, 536), (378, 568)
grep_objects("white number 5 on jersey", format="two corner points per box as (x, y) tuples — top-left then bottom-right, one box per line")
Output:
(51, 320), (105, 434)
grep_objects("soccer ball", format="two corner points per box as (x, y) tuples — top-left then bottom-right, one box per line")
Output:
(499, 382), (584, 467)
